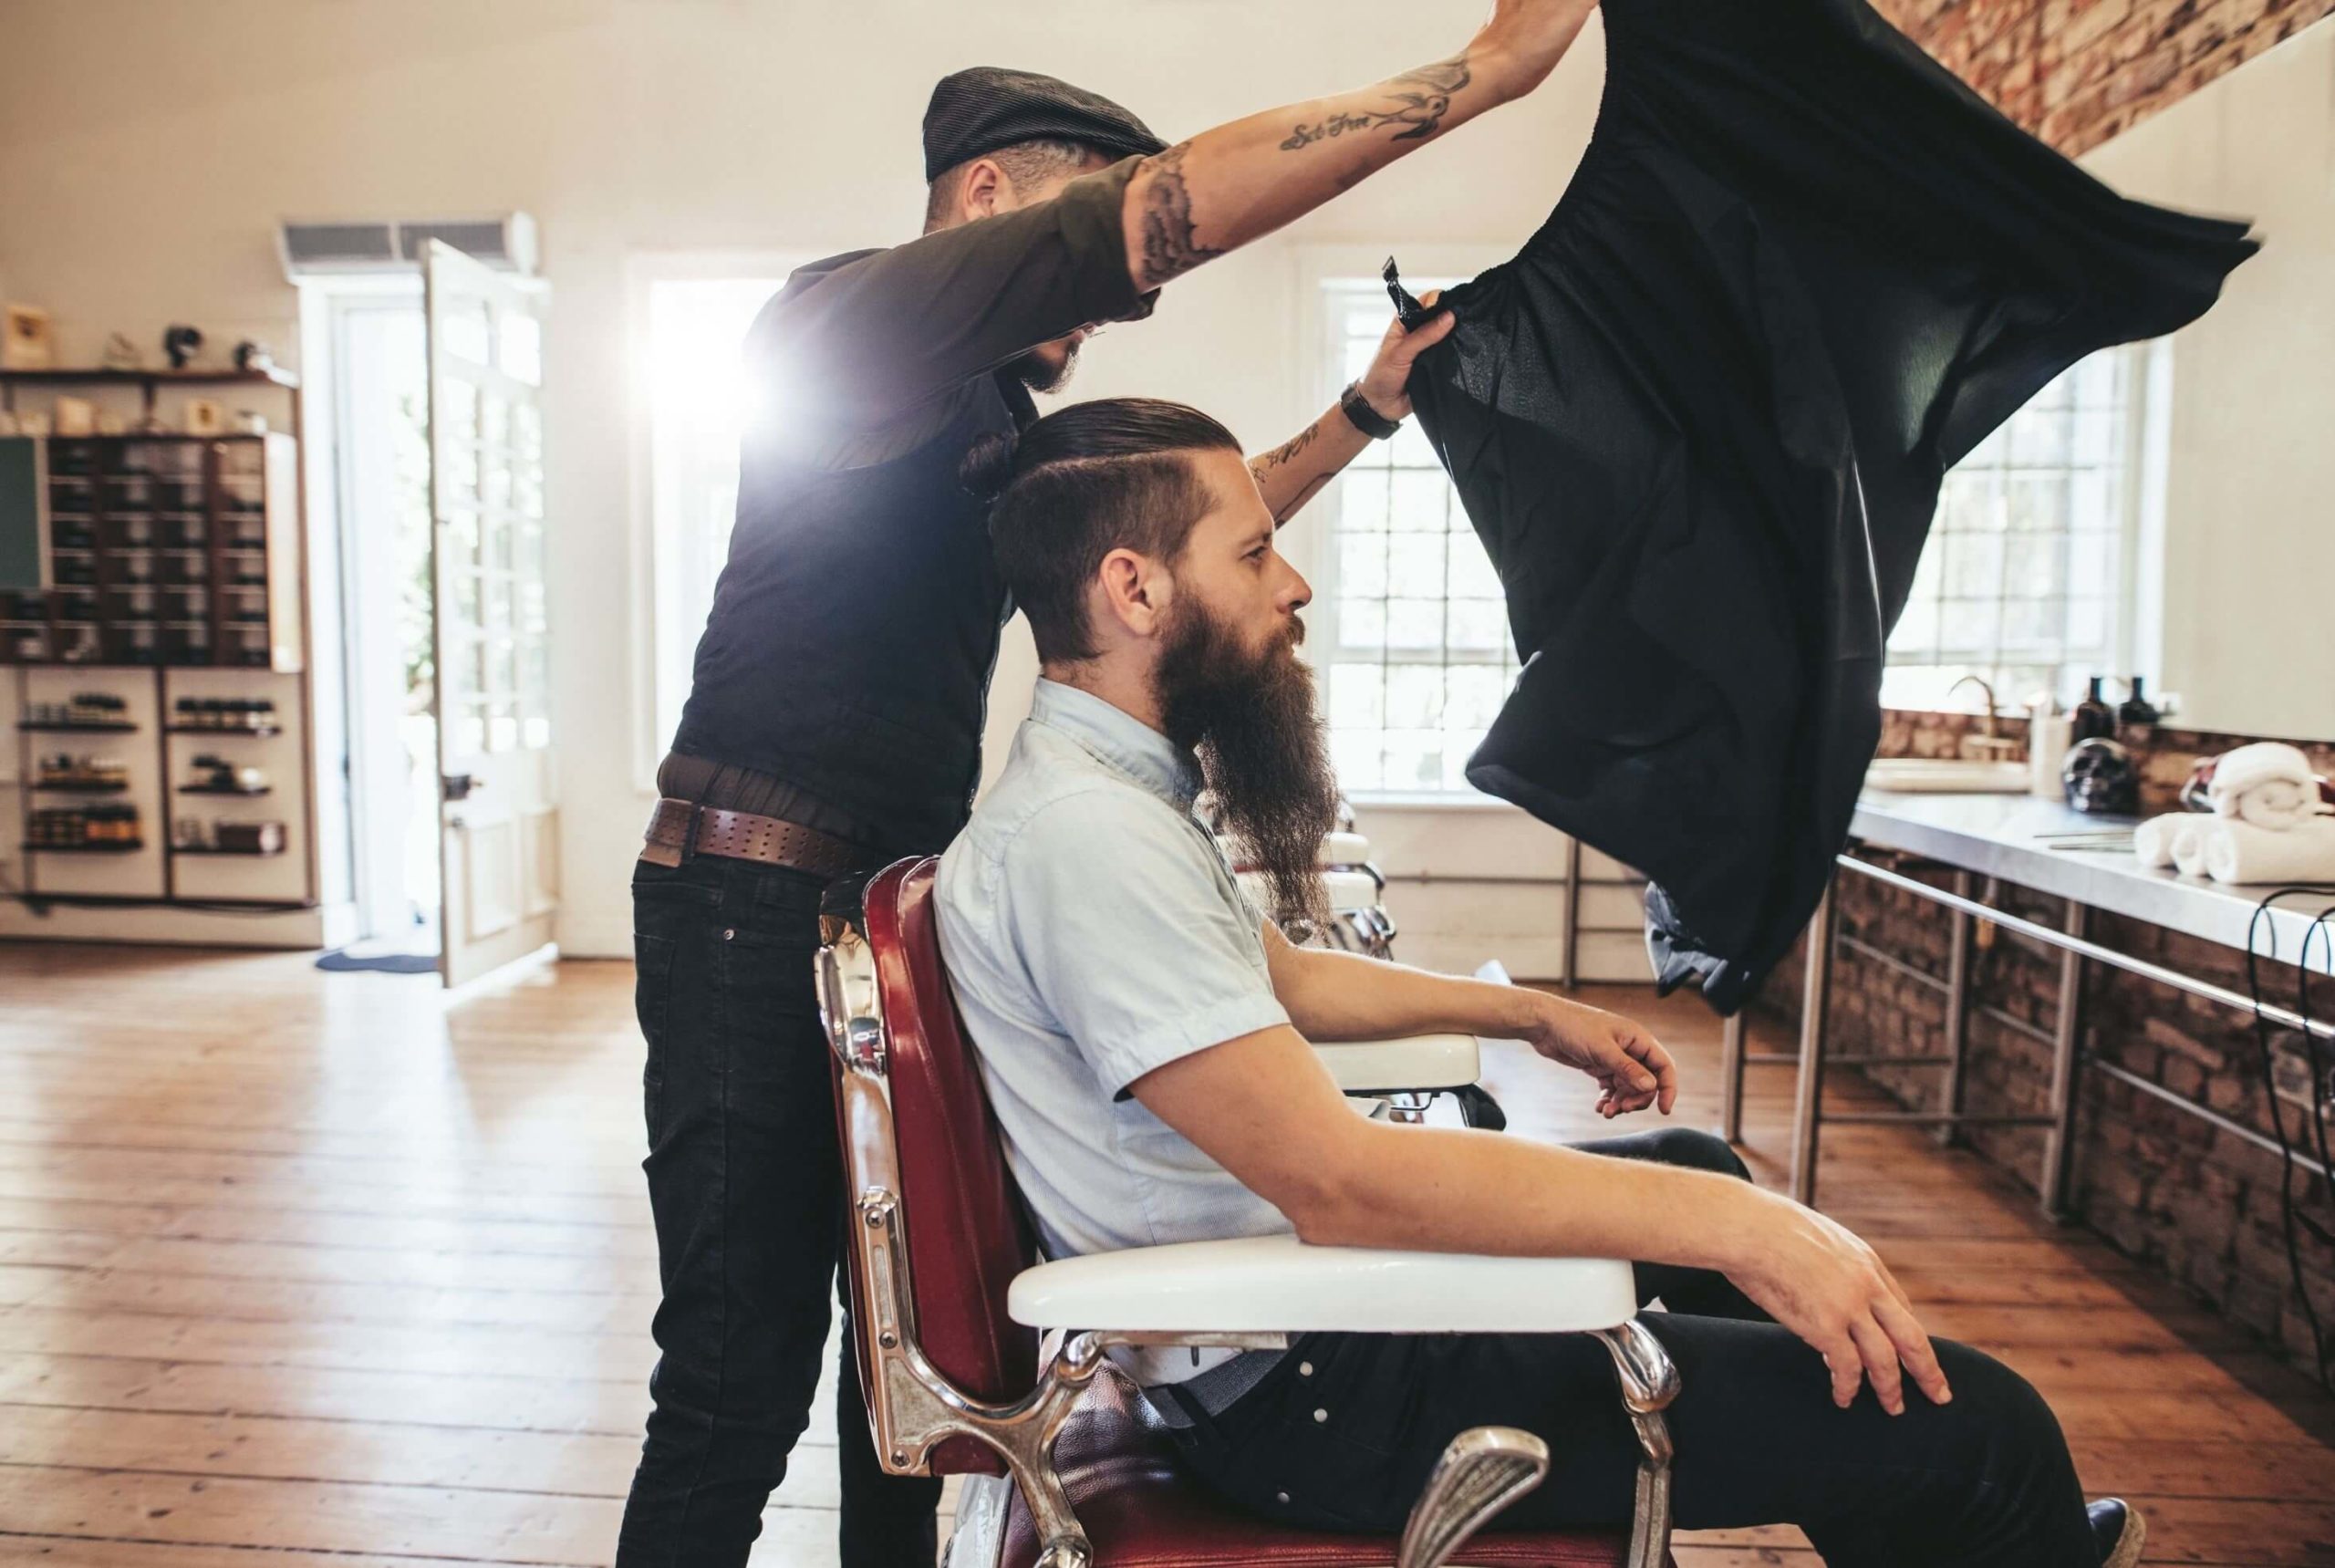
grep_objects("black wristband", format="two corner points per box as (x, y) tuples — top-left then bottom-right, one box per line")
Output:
(1340, 381), (1402, 441)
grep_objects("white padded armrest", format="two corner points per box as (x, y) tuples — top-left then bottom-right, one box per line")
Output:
(1318, 831), (1373, 867)
(1009, 1233), (1635, 1334)
(1313, 1032), (1479, 1092)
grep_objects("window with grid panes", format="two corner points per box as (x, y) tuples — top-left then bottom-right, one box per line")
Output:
(1318, 278), (1520, 794)
(1884, 347), (2143, 710)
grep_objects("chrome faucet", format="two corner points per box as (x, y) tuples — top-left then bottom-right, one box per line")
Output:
(1946, 674), (2018, 760)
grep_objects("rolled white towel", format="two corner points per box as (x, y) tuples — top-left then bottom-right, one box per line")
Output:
(2170, 816), (2211, 878)
(2208, 742), (2324, 831)
(2133, 814), (2190, 869)
(2202, 816), (2335, 886)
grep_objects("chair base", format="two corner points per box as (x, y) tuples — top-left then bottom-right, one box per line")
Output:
(965, 1382), (1669, 1568)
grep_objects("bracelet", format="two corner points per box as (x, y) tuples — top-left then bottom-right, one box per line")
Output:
(1339, 381), (1402, 441)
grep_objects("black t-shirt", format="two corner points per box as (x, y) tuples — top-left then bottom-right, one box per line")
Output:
(667, 155), (1156, 854)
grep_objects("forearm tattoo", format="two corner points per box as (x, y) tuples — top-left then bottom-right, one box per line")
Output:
(1281, 54), (1472, 152)
(1251, 421), (1334, 524)
(1134, 140), (1225, 289)
(1250, 421), (1321, 477)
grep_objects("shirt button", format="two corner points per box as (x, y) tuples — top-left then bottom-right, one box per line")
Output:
(722, 928), (735, 940)
(1313, 1407), (1329, 1424)
(1275, 1491), (1291, 1505)
(1299, 1361), (1314, 1377)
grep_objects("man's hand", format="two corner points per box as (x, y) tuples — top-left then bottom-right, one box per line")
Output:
(1471, 0), (1605, 101)
(1354, 292), (1458, 423)
(1510, 991), (1678, 1118)
(1725, 1194), (1954, 1416)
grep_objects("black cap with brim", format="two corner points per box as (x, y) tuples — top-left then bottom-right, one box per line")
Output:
(923, 66), (1167, 182)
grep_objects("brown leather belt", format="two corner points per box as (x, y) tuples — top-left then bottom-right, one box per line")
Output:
(639, 797), (866, 881)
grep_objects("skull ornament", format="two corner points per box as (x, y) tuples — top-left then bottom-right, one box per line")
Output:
(2062, 737), (2140, 815)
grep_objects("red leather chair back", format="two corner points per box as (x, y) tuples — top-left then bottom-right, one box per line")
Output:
(855, 856), (1041, 1475)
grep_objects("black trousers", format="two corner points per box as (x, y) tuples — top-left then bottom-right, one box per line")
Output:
(1164, 1128), (2098, 1568)
(616, 854), (942, 1568)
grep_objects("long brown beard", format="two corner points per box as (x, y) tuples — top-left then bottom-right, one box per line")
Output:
(1155, 600), (1338, 934)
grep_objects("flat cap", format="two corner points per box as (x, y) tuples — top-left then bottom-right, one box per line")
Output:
(922, 67), (1167, 183)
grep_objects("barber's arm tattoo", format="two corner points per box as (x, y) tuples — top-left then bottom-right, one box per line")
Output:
(1281, 54), (1472, 152)
(1133, 140), (1225, 290)
(1251, 422), (1320, 480)
(1249, 414), (1361, 526)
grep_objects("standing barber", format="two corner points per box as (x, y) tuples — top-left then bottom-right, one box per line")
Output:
(621, 5), (1600, 1563)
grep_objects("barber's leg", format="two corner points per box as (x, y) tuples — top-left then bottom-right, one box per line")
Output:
(1569, 1127), (1768, 1320)
(1170, 1322), (2095, 1568)
(619, 860), (935, 1567)
(835, 1245), (945, 1565)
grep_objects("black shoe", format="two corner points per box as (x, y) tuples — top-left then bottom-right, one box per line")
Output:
(2089, 1499), (2145, 1568)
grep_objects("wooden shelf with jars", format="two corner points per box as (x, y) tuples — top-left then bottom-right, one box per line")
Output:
(1, 432), (303, 672)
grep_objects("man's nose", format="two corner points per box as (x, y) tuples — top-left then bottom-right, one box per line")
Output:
(1282, 565), (1313, 612)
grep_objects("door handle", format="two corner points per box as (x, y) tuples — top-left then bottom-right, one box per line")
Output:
(441, 773), (483, 803)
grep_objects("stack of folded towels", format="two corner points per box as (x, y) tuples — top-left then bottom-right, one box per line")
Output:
(2134, 742), (2335, 884)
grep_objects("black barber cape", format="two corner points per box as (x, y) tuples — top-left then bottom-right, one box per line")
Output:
(1394, 0), (2257, 1012)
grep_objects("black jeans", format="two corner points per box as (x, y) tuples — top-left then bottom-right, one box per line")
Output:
(1164, 1128), (2097, 1568)
(617, 854), (942, 1568)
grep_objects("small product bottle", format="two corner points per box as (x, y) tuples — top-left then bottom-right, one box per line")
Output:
(2117, 677), (2160, 728)
(2071, 677), (2116, 744)
(2029, 699), (2075, 798)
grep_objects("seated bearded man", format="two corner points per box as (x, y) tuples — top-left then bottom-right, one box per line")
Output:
(933, 396), (2139, 1568)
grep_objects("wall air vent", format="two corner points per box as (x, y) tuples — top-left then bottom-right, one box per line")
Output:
(279, 213), (539, 279)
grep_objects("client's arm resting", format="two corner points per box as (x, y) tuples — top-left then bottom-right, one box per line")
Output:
(1261, 920), (1680, 1117)
(1129, 1023), (1952, 1416)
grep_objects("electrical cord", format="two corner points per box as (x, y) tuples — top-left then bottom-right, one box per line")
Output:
(2243, 885), (2335, 1393)
(2297, 903), (2335, 1247)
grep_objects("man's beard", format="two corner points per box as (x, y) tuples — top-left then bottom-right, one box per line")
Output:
(1154, 598), (1340, 935)
(1008, 337), (1081, 394)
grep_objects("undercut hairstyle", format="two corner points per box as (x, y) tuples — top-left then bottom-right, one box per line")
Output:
(924, 139), (1095, 230)
(961, 398), (1242, 664)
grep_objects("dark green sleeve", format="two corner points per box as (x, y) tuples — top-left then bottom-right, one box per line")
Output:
(758, 154), (1157, 433)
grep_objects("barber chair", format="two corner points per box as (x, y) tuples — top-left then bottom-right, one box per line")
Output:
(816, 857), (1681, 1568)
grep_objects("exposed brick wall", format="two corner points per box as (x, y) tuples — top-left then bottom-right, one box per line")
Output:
(1758, 709), (2335, 1381)
(1873, 0), (2335, 154)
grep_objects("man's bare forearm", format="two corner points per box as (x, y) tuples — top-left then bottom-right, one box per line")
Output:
(1249, 404), (1369, 526)
(1266, 929), (1532, 1042)
(1118, 16), (1594, 292)
(1305, 1111), (1774, 1274)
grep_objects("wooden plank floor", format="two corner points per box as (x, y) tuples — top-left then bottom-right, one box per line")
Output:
(0, 942), (2330, 1567)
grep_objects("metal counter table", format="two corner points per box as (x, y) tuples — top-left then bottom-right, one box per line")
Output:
(1720, 790), (2335, 1213)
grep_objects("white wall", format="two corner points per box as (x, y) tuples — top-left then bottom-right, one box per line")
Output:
(0, 0), (1624, 969)
(2081, 21), (2335, 742)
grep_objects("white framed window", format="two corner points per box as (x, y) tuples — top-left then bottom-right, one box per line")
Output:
(630, 261), (810, 777)
(1313, 275), (1520, 798)
(1884, 345), (2150, 709)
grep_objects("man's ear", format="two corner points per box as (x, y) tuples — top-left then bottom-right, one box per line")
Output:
(1095, 547), (1168, 639)
(957, 157), (1009, 221)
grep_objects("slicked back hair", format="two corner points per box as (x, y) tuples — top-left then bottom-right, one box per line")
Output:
(962, 398), (1243, 664)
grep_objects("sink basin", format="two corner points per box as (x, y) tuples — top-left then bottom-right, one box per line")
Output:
(1864, 758), (2031, 794)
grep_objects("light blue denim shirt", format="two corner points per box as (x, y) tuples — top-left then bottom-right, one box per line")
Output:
(936, 679), (1296, 1270)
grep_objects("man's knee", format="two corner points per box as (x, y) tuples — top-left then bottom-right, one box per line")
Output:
(1640, 1126), (1752, 1182)
(1926, 1339), (2081, 1521)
